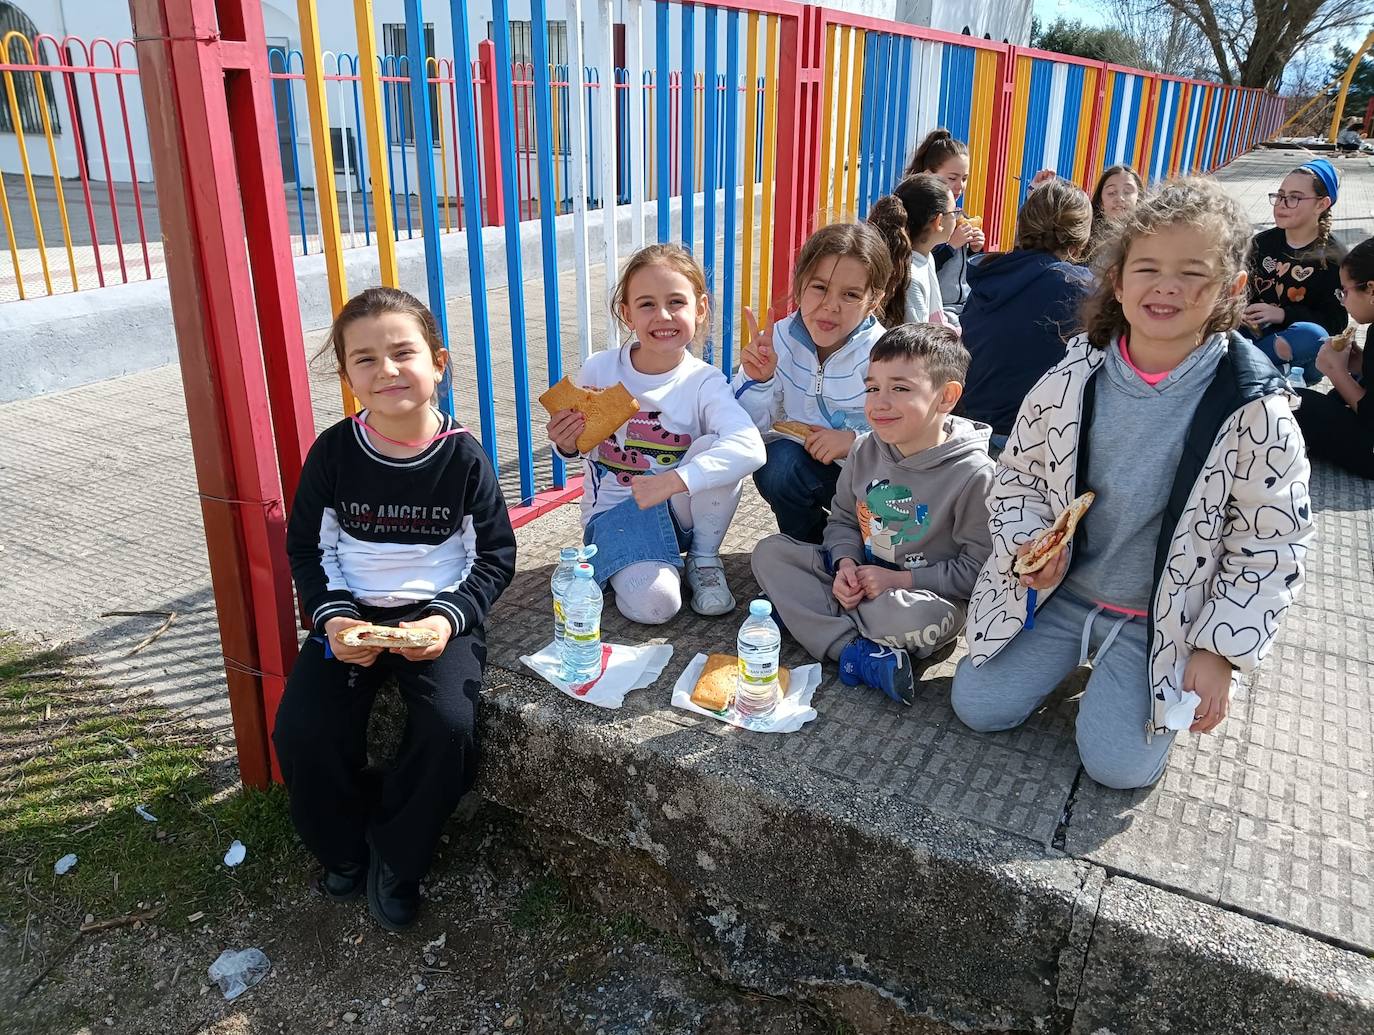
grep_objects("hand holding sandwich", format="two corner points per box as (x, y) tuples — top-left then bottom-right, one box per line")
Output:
(1015, 540), (1068, 591)
(392, 615), (453, 662)
(325, 616), (384, 667)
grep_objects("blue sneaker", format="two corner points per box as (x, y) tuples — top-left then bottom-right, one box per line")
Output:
(838, 637), (915, 706)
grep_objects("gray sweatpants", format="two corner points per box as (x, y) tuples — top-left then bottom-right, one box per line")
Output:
(751, 534), (965, 662)
(950, 587), (1176, 790)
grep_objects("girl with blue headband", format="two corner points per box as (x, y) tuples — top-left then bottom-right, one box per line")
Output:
(1242, 158), (1346, 384)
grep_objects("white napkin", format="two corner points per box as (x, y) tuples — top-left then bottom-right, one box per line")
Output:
(520, 641), (673, 709)
(670, 652), (822, 733)
(1163, 691), (1203, 732)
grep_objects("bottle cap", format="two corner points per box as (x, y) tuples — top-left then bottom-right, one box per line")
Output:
(749, 599), (772, 617)
(575, 563), (595, 578)
(580, 544), (599, 560)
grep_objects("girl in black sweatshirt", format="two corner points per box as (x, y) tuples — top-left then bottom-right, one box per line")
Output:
(275, 287), (515, 932)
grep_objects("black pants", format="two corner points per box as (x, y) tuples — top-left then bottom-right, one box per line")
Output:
(272, 622), (486, 882)
(1295, 388), (1374, 478)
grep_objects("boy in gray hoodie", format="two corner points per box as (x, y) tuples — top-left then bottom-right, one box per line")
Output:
(752, 324), (995, 705)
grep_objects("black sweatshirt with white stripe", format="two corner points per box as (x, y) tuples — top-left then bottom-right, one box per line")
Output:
(286, 412), (517, 637)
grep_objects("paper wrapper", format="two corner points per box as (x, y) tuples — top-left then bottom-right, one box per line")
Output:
(521, 641), (673, 709)
(670, 652), (822, 733)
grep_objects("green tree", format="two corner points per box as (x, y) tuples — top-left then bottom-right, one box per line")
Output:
(1030, 16), (1142, 65)
(1326, 44), (1374, 126)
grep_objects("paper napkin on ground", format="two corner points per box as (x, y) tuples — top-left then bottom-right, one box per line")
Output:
(670, 652), (821, 733)
(521, 641), (673, 709)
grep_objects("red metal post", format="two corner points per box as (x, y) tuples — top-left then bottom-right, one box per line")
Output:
(1081, 62), (1109, 187)
(981, 44), (1016, 252)
(769, 5), (824, 322)
(130, 0), (312, 788)
(477, 40), (504, 227)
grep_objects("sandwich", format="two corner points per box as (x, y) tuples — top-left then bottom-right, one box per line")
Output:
(690, 653), (791, 713)
(1329, 325), (1357, 353)
(337, 625), (441, 649)
(957, 213), (983, 229)
(771, 420), (816, 443)
(537, 377), (640, 453)
(1013, 492), (1096, 575)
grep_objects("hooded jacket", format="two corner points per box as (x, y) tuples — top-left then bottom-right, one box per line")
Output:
(731, 311), (886, 435)
(824, 416), (995, 602)
(965, 334), (1313, 737)
(957, 250), (1093, 436)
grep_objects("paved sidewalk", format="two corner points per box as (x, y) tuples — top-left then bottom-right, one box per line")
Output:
(0, 147), (1371, 961)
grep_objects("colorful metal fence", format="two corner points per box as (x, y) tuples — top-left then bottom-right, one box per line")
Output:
(1, 20), (1284, 310)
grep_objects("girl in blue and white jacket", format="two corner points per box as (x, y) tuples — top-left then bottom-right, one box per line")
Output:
(731, 222), (892, 543)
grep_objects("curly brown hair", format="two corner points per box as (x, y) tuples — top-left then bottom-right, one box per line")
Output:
(1079, 177), (1250, 348)
(1014, 178), (1093, 261)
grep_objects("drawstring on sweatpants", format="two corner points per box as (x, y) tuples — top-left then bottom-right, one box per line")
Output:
(1078, 604), (1132, 667)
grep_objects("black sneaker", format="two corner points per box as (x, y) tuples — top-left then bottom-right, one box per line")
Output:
(319, 861), (366, 902)
(367, 847), (421, 932)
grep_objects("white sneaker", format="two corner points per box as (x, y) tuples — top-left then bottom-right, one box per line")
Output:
(685, 554), (736, 616)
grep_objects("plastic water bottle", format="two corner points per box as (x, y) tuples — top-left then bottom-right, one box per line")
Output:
(551, 545), (597, 653)
(560, 563), (603, 684)
(736, 599), (781, 718)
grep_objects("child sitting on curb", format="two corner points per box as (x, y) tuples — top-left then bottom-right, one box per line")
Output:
(751, 324), (994, 705)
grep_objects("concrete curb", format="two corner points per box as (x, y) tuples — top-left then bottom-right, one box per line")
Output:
(469, 667), (1374, 1034)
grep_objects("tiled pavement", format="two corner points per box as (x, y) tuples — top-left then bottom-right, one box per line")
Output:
(1, 146), (1371, 955)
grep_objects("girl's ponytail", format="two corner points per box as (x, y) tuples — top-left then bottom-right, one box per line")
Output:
(866, 194), (914, 328)
(904, 127), (967, 178)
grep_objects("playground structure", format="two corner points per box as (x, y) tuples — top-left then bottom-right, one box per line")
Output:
(107, 0), (1285, 788)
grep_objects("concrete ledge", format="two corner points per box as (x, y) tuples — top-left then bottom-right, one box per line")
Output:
(459, 668), (1374, 1033)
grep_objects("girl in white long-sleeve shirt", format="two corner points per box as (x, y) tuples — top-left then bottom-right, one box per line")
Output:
(867, 173), (959, 329)
(547, 244), (765, 624)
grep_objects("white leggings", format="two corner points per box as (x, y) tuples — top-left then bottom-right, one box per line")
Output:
(609, 434), (744, 626)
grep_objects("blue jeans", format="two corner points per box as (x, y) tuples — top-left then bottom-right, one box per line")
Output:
(752, 438), (842, 544)
(1251, 322), (1327, 385)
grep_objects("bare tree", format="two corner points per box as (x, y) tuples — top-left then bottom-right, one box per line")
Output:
(1093, 0), (1218, 77)
(1154, 0), (1374, 88)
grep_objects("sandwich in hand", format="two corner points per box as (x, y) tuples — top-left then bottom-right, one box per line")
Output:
(1013, 492), (1095, 575)
(538, 377), (640, 453)
(1329, 325), (1357, 353)
(337, 625), (441, 649)
(690, 653), (791, 713)
(771, 419), (817, 444)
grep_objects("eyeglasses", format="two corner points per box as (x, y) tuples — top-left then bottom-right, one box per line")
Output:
(1335, 283), (1370, 300)
(1269, 192), (1314, 208)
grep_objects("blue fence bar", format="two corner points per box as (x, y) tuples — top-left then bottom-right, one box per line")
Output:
(531, 0), (565, 487)
(702, 4), (719, 366)
(656, 1), (671, 241)
(268, 48), (309, 254)
(856, 32), (877, 213)
(404, 0), (453, 413)
(446, 0), (499, 463)
(680, 0), (696, 251)
(490, 0), (537, 502)
(721, 9), (740, 374)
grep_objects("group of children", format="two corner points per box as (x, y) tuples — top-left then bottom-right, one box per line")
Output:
(271, 127), (1374, 929)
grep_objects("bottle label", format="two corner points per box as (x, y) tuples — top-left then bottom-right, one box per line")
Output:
(565, 621), (600, 644)
(738, 656), (777, 686)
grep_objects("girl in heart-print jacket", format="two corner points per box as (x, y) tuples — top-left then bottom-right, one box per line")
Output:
(963, 331), (1313, 738)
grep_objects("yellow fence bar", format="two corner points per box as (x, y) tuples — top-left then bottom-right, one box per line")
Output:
(297, 0), (354, 412)
(353, 0), (399, 288)
(3, 34), (58, 293)
(694, 72), (704, 186)
(1096, 71), (1116, 174)
(829, 26), (853, 223)
(967, 48), (997, 220)
(1000, 55), (1032, 247)
(842, 29), (865, 222)
(430, 57), (450, 233)
(815, 22), (838, 228)
(739, 11), (760, 342)
(758, 15), (780, 321)
(552, 75), (564, 207)
(0, 168), (21, 298)
(1073, 67), (1097, 186)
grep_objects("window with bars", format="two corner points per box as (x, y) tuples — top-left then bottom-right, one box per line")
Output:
(382, 22), (440, 147)
(488, 21), (570, 154)
(0, 3), (60, 135)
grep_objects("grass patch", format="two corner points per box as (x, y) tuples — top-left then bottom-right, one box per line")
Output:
(0, 632), (306, 930)
(509, 871), (692, 963)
